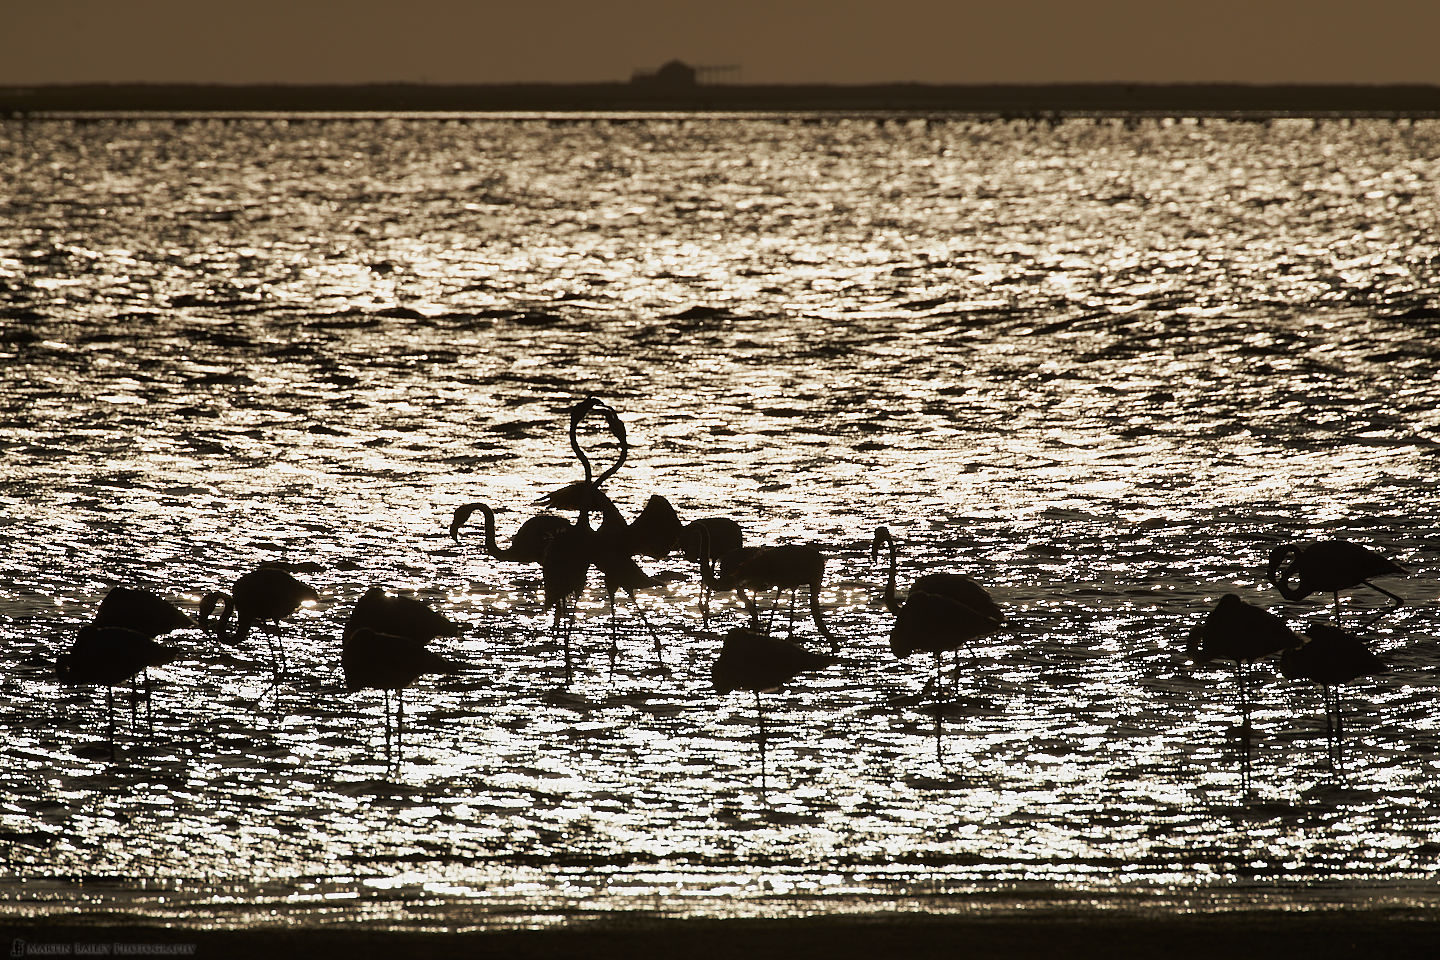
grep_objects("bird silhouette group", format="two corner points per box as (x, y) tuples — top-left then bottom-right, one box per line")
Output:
(50, 395), (1414, 795)
(1188, 538), (1407, 789)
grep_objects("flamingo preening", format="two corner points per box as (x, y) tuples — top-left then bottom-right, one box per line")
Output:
(342, 587), (466, 770)
(1266, 539), (1408, 622)
(711, 627), (833, 798)
(1280, 622), (1386, 769)
(91, 586), (194, 730)
(56, 624), (178, 759)
(199, 565), (320, 678)
(1187, 593), (1299, 791)
(871, 526), (1004, 762)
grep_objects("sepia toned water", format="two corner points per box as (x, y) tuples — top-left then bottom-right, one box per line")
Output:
(2, 114), (1439, 931)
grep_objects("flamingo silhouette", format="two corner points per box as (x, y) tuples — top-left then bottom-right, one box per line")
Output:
(91, 586), (194, 730)
(1266, 539), (1408, 621)
(94, 586), (194, 637)
(538, 398), (672, 680)
(1187, 593), (1298, 791)
(698, 531), (840, 653)
(711, 627), (833, 798)
(449, 502), (571, 563)
(680, 518), (745, 626)
(342, 586), (466, 770)
(871, 526), (1003, 761)
(56, 624), (177, 759)
(199, 564), (320, 678)
(539, 399), (683, 559)
(536, 396), (628, 512)
(1280, 622), (1386, 769)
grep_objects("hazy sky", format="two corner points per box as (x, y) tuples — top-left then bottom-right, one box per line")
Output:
(4, 0), (1439, 86)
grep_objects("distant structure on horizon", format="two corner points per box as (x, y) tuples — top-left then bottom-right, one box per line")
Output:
(630, 60), (741, 88)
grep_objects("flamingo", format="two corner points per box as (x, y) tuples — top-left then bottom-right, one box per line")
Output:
(535, 397), (628, 512)
(698, 531), (840, 653)
(1187, 593), (1298, 791)
(1280, 622), (1386, 769)
(199, 564), (320, 678)
(538, 398), (671, 680)
(538, 399), (683, 559)
(449, 502), (571, 563)
(92, 586), (194, 729)
(711, 627), (833, 798)
(342, 587), (466, 769)
(56, 624), (177, 759)
(680, 517), (745, 626)
(94, 586), (194, 637)
(871, 526), (1004, 761)
(1266, 539), (1408, 621)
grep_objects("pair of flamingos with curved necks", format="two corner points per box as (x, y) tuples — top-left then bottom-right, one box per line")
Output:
(453, 396), (1008, 769)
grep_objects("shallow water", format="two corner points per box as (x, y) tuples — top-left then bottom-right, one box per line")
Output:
(2, 115), (1439, 929)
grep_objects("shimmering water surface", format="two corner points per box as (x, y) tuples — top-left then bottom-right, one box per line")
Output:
(2, 115), (1440, 929)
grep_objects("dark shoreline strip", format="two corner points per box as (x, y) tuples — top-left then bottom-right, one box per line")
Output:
(5, 912), (1439, 960)
(5, 82), (1440, 117)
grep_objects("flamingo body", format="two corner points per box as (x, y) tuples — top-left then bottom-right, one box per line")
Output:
(712, 627), (834, 694)
(94, 587), (194, 637)
(1266, 539), (1407, 617)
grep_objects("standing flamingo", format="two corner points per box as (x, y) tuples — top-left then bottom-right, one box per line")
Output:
(871, 526), (1003, 762)
(712, 627), (833, 798)
(1266, 539), (1408, 621)
(1280, 622), (1386, 769)
(680, 517), (745, 626)
(538, 399), (683, 559)
(342, 587), (466, 770)
(538, 398), (672, 680)
(698, 531), (840, 653)
(56, 624), (177, 759)
(199, 564), (320, 678)
(449, 502), (571, 562)
(1187, 593), (1298, 791)
(92, 586), (194, 730)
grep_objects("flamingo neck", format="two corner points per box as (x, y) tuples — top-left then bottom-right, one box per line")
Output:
(476, 504), (505, 559)
(883, 537), (904, 613)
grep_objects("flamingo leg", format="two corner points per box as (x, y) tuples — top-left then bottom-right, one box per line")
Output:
(106, 685), (116, 762)
(740, 590), (760, 629)
(1362, 581), (1406, 623)
(382, 688), (392, 770)
(765, 588), (782, 632)
(755, 690), (768, 802)
(1237, 660), (1252, 794)
(608, 590), (619, 681)
(1320, 684), (1336, 769)
(555, 598), (574, 685)
(397, 688), (405, 772)
(626, 589), (665, 670)
(934, 651), (944, 765)
(1329, 686), (1347, 770)
(145, 669), (155, 737)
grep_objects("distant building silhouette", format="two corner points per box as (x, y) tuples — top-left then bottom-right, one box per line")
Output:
(631, 60), (699, 89)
